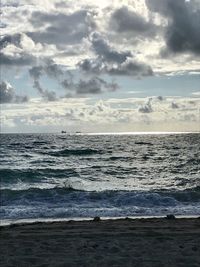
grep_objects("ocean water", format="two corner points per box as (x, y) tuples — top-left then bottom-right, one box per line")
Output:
(0, 133), (200, 222)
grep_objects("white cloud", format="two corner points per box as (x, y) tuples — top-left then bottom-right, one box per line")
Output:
(192, 91), (200, 96)
(1, 0), (200, 74)
(1, 96), (200, 132)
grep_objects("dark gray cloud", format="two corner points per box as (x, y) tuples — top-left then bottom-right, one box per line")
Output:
(45, 62), (64, 79)
(146, 0), (172, 15)
(76, 78), (104, 94)
(61, 79), (74, 90)
(61, 76), (118, 95)
(78, 33), (153, 77)
(0, 81), (28, 104)
(0, 34), (22, 49)
(0, 52), (35, 66)
(79, 58), (153, 77)
(32, 81), (57, 102)
(29, 66), (43, 80)
(76, 77), (118, 95)
(31, 59), (66, 82)
(61, 73), (75, 91)
(29, 64), (57, 101)
(27, 10), (95, 46)
(78, 58), (103, 74)
(110, 6), (157, 37)
(29, 60), (65, 80)
(0, 33), (36, 66)
(108, 60), (153, 76)
(91, 33), (132, 63)
(146, 0), (200, 55)
(29, 60), (117, 98)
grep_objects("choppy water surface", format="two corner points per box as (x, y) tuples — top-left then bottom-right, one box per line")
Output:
(0, 133), (199, 221)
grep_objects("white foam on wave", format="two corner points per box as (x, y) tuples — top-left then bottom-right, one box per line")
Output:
(1, 214), (199, 227)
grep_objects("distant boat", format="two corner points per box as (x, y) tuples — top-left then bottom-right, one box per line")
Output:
(61, 130), (66, 134)
(75, 131), (81, 134)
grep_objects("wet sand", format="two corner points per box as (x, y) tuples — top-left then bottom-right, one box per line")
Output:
(0, 218), (199, 267)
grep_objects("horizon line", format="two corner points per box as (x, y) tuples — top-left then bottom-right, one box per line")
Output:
(1, 131), (199, 135)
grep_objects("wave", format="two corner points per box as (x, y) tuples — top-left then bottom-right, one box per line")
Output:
(135, 142), (153, 146)
(32, 141), (49, 145)
(1, 133), (200, 220)
(1, 187), (200, 205)
(0, 168), (79, 183)
(1, 187), (200, 220)
(108, 156), (133, 161)
(156, 187), (200, 202)
(48, 148), (103, 157)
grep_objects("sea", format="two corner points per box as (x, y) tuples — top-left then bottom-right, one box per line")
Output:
(0, 133), (199, 224)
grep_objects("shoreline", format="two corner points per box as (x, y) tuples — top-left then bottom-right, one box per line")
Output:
(1, 215), (199, 228)
(1, 217), (199, 267)
(1, 214), (200, 227)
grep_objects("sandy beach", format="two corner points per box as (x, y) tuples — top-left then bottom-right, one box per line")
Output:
(0, 217), (199, 267)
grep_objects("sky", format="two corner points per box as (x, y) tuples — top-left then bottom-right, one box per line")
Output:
(0, 0), (200, 133)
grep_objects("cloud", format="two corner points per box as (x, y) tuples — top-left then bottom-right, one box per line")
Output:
(0, 34), (22, 50)
(61, 76), (119, 95)
(108, 60), (153, 76)
(29, 59), (66, 80)
(171, 102), (179, 109)
(28, 59), (76, 101)
(45, 61), (64, 79)
(0, 52), (35, 66)
(78, 33), (153, 77)
(0, 33), (38, 66)
(146, 0), (200, 55)
(75, 77), (118, 95)
(78, 58), (103, 74)
(29, 64), (57, 101)
(157, 96), (164, 101)
(0, 81), (28, 104)
(29, 65), (44, 80)
(192, 91), (200, 96)
(29, 60), (118, 98)
(79, 57), (153, 77)
(110, 6), (157, 38)
(27, 9), (96, 46)
(32, 80), (57, 102)
(91, 33), (132, 64)
(1, 96), (199, 132)
(1, 0), (199, 89)
(138, 98), (153, 113)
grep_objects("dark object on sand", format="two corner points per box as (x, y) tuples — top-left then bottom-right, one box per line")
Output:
(166, 214), (176, 220)
(93, 216), (101, 222)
